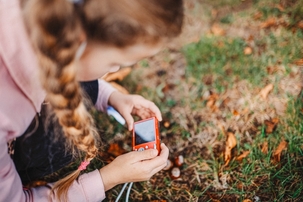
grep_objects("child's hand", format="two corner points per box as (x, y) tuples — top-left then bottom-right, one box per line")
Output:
(99, 143), (169, 191)
(108, 91), (162, 130)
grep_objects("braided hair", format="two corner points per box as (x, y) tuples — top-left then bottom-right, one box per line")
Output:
(22, 0), (183, 200)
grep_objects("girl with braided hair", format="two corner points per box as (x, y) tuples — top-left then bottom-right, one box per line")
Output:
(0, 0), (184, 201)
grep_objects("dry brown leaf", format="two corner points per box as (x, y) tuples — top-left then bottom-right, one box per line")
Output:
(109, 82), (129, 94)
(206, 99), (215, 108)
(222, 97), (231, 107)
(102, 67), (132, 82)
(273, 140), (288, 163)
(211, 9), (218, 18)
(206, 93), (219, 112)
(294, 58), (303, 66)
(211, 23), (226, 36)
(253, 11), (263, 20)
(261, 141), (268, 154)
(237, 182), (243, 189)
(247, 35), (254, 42)
(233, 110), (240, 116)
(275, 4), (285, 12)
(241, 108), (249, 115)
(297, 20), (303, 29)
(266, 66), (280, 74)
(264, 118), (279, 134)
(224, 132), (237, 166)
(206, 93), (219, 108)
(260, 17), (278, 29)
(236, 151), (250, 161)
(107, 143), (126, 157)
(187, 34), (201, 44)
(259, 83), (274, 99)
(136, 84), (143, 92)
(244, 47), (253, 55)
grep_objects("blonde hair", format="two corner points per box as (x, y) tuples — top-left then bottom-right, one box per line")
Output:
(22, 0), (183, 200)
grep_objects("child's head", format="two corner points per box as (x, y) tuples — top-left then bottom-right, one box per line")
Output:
(82, 0), (183, 45)
(23, 0), (183, 199)
(77, 0), (184, 80)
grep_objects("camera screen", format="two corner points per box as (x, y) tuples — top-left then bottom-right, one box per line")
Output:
(134, 119), (156, 145)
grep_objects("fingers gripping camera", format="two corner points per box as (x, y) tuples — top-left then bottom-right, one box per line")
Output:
(132, 117), (161, 155)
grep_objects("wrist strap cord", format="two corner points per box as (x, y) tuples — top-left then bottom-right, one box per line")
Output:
(115, 182), (134, 202)
(107, 107), (134, 201)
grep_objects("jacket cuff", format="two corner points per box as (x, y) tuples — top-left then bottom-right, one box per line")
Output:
(78, 170), (106, 202)
(95, 79), (117, 112)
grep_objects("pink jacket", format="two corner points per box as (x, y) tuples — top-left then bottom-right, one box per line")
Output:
(0, 0), (116, 201)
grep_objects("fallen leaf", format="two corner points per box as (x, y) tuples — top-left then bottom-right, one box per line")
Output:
(237, 182), (243, 189)
(294, 58), (303, 66)
(264, 118), (279, 134)
(241, 108), (249, 115)
(247, 35), (254, 42)
(206, 93), (219, 108)
(109, 82), (129, 94)
(244, 47), (253, 55)
(224, 132), (237, 166)
(107, 143), (126, 157)
(266, 66), (279, 74)
(222, 97), (231, 107)
(233, 110), (240, 116)
(297, 20), (303, 29)
(102, 67), (132, 82)
(259, 83), (274, 99)
(261, 141), (268, 154)
(189, 35), (201, 44)
(236, 151), (250, 161)
(211, 9), (218, 18)
(211, 23), (226, 36)
(274, 4), (285, 12)
(273, 140), (288, 163)
(136, 84), (143, 92)
(253, 11), (263, 20)
(260, 17), (277, 29)
(206, 99), (215, 108)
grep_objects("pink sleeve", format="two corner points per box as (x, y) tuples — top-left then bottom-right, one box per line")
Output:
(0, 128), (106, 202)
(30, 170), (105, 202)
(95, 79), (117, 112)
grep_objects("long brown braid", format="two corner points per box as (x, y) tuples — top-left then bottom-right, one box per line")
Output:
(22, 0), (99, 200)
(22, 0), (183, 200)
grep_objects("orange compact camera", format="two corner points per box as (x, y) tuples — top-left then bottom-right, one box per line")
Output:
(132, 117), (161, 155)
